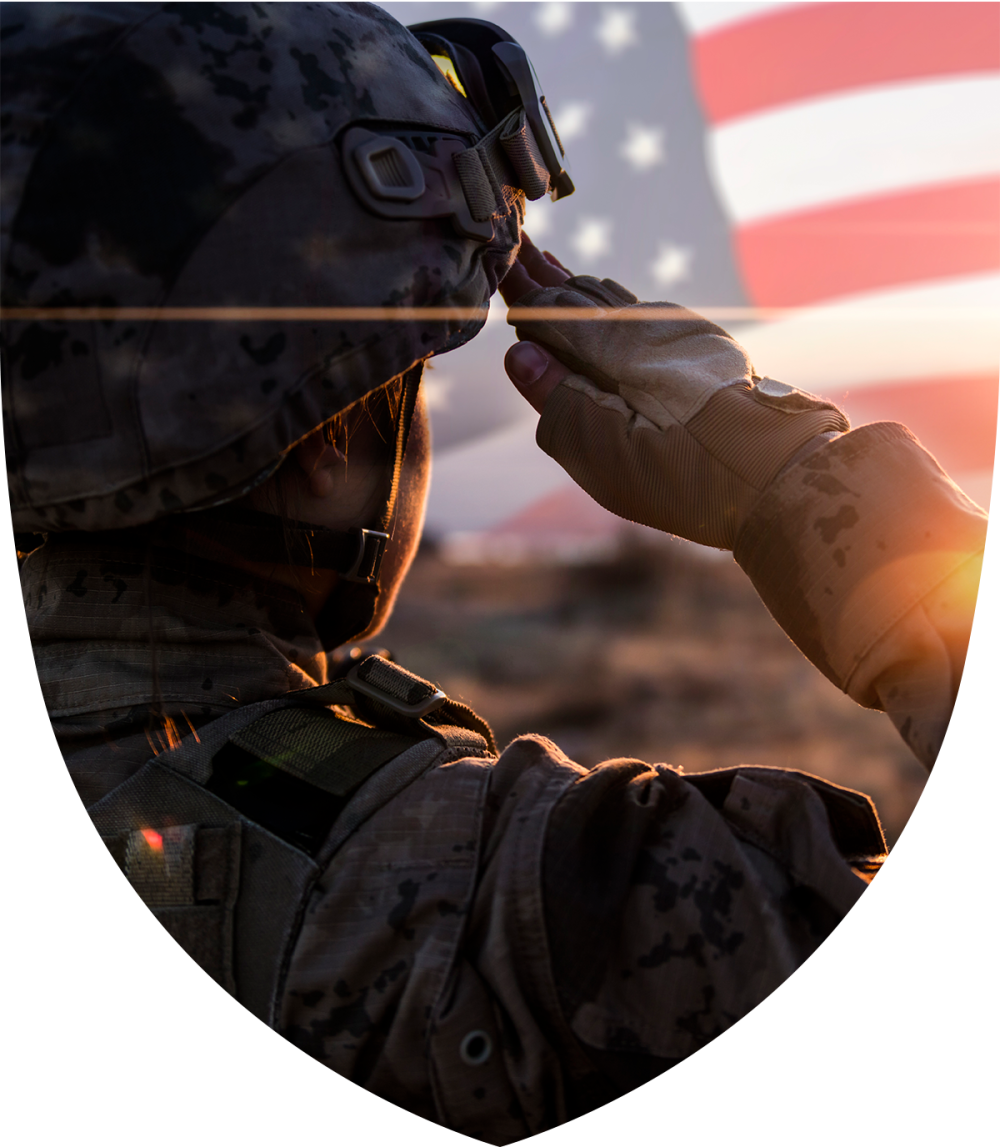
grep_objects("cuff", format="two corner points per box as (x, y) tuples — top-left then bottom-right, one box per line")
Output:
(734, 422), (989, 693)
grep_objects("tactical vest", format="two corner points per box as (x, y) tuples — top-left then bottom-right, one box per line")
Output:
(90, 656), (495, 1026)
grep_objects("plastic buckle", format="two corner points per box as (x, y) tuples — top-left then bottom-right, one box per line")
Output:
(345, 660), (447, 719)
(342, 528), (389, 586)
(344, 127), (495, 242)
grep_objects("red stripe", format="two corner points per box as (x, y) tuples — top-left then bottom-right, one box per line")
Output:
(833, 375), (998, 474)
(492, 483), (618, 538)
(734, 178), (1000, 308)
(692, 2), (1000, 126)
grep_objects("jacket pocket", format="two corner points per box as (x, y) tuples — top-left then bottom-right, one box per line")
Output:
(102, 822), (242, 995)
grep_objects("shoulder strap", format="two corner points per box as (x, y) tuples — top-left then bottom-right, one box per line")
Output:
(89, 655), (495, 1024)
(308, 654), (496, 754)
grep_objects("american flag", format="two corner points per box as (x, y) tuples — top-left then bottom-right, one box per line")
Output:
(381, 2), (999, 555)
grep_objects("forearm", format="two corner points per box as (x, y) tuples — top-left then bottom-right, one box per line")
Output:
(734, 422), (988, 767)
(505, 270), (988, 768)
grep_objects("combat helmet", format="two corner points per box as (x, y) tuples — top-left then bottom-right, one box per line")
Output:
(1, 2), (573, 611)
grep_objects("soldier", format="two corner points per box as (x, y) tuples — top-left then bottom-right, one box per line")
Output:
(2, 3), (987, 1143)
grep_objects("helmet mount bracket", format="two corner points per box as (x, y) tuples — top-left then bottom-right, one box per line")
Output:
(342, 127), (495, 243)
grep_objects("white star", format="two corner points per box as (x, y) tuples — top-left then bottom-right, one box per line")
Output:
(421, 367), (453, 411)
(595, 8), (638, 55)
(550, 100), (592, 143)
(621, 123), (666, 171)
(536, 2), (573, 36)
(651, 243), (693, 288)
(571, 218), (613, 261)
(523, 197), (554, 239)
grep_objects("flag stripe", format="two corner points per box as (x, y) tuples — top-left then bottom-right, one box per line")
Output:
(729, 272), (1000, 394)
(736, 177), (1000, 307)
(692, 2), (999, 126)
(709, 74), (1000, 227)
(833, 375), (999, 474)
(677, 2), (790, 38)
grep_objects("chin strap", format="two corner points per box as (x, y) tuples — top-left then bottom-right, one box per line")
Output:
(171, 365), (422, 576)
(376, 361), (422, 539)
(161, 364), (424, 649)
(314, 361), (422, 647)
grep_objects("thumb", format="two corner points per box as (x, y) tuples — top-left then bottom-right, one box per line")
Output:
(504, 341), (571, 415)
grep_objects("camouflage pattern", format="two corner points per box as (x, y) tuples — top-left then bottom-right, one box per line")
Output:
(508, 277), (987, 767)
(7, 6), (987, 1137)
(20, 410), (983, 1140)
(279, 736), (880, 1141)
(735, 422), (988, 768)
(2, 3), (523, 533)
(21, 529), (333, 806)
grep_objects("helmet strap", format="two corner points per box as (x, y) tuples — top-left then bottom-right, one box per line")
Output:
(150, 363), (425, 653)
(314, 361), (423, 650)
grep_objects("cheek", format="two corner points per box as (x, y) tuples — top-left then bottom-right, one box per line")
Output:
(365, 392), (431, 634)
(396, 393), (431, 542)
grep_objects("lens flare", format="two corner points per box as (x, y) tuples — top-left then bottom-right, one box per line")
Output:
(140, 828), (163, 851)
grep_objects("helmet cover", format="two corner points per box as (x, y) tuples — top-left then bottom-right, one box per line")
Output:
(2, 2), (525, 533)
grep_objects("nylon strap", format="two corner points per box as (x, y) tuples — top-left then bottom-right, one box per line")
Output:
(230, 707), (419, 797)
(220, 654), (495, 804)
(453, 108), (550, 222)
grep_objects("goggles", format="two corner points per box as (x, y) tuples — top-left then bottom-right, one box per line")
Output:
(342, 18), (573, 243)
(408, 17), (574, 201)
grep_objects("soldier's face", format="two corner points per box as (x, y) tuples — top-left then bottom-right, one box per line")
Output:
(221, 386), (432, 631)
(363, 386), (431, 636)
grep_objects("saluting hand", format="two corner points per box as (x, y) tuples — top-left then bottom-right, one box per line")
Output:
(500, 235), (575, 415)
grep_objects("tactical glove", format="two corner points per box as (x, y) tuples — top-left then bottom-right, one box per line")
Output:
(508, 276), (850, 550)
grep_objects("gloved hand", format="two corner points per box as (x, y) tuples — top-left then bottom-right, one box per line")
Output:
(504, 259), (849, 551)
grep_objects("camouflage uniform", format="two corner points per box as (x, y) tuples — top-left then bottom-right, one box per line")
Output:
(5, 3), (989, 1143)
(20, 417), (986, 1141)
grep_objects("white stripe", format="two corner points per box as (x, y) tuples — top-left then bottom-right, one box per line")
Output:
(727, 272), (1000, 394)
(708, 75), (1000, 226)
(675, 1), (794, 36)
(428, 274), (998, 535)
(426, 416), (570, 534)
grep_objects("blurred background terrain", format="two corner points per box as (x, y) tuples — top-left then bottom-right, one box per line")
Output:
(376, 533), (928, 850)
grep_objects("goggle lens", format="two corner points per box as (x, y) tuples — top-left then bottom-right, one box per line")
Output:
(430, 53), (469, 100)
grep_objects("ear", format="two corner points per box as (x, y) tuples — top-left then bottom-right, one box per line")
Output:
(294, 427), (346, 499)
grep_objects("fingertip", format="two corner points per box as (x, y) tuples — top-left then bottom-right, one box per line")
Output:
(543, 250), (572, 275)
(499, 260), (532, 305)
(505, 341), (550, 386)
(504, 341), (563, 415)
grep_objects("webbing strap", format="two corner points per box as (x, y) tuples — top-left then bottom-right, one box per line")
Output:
(286, 654), (496, 754)
(230, 707), (419, 797)
(191, 657), (491, 851)
(453, 108), (550, 222)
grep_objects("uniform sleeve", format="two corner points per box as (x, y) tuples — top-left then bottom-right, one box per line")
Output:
(465, 739), (885, 1130)
(734, 422), (988, 768)
(438, 425), (986, 1135)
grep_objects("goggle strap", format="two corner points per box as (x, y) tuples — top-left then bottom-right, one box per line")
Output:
(499, 110), (553, 200)
(453, 107), (551, 222)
